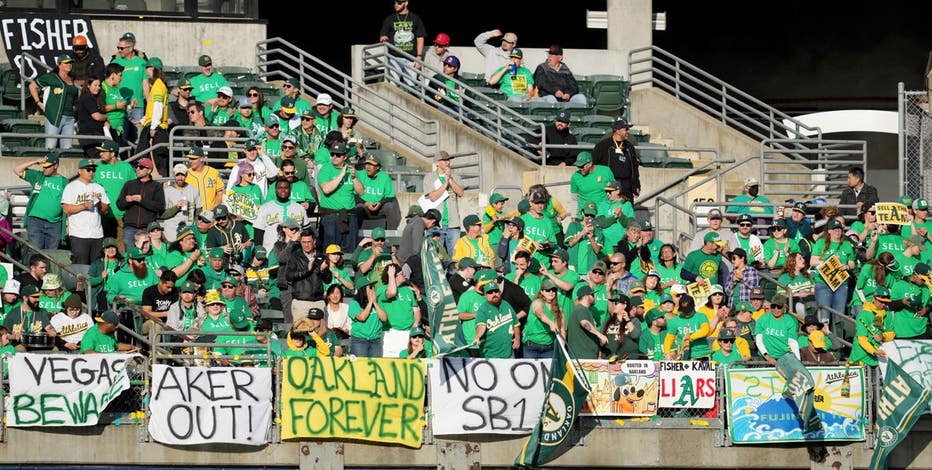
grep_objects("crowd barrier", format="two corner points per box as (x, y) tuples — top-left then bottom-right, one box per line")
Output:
(7, 340), (930, 450)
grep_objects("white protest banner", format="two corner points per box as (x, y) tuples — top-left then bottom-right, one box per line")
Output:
(8, 353), (136, 427)
(148, 364), (272, 445)
(881, 340), (932, 409)
(429, 358), (550, 435)
(658, 360), (717, 408)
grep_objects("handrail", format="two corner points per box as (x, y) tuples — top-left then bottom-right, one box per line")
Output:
(628, 46), (821, 153)
(634, 156), (732, 205)
(16, 52), (53, 113)
(255, 38), (440, 160)
(0, 226), (92, 311)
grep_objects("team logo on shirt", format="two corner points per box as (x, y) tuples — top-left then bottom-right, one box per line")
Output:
(699, 260), (718, 278)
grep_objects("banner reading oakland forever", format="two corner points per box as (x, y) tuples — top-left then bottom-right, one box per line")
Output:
(281, 356), (426, 447)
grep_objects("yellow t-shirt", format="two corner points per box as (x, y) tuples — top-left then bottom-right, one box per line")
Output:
(186, 166), (223, 211)
(143, 78), (169, 129)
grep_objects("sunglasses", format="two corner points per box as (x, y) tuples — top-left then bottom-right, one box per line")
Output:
(485, 290), (501, 295)
(201, 63), (212, 67)
(243, 172), (255, 176)
(81, 167), (97, 172)
(221, 284), (235, 288)
(247, 92), (259, 97)
(609, 261), (621, 266)
(281, 144), (296, 150)
(117, 46), (130, 50)
(187, 110), (199, 115)
(591, 269), (604, 275)
(772, 304), (786, 309)
(283, 171), (296, 175)
(719, 339), (735, 343)
(739, 223), (753, 227)
(283, 84), (293, 88)
(301, 117), (314, 121)
(267, 124), (280, 128)
(542, 288), (558, 293)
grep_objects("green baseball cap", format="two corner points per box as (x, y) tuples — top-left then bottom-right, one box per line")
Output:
(198, 54), (212, 66)
(102, 237), (118, 249)
(126, 247), (146, 259)
(96, 140), (119, 153)
(483, 281), (501, 294)
(41, 153), (60, 167)
(581, 201), (598, 216)
(265, 114), (280, 127)
(209, 247), (226, 258)
(146, 57), (163, 69)
(180, 281), (197, 293)
(354, 275), (375, 290)
(474, 269), (498, 286)
(914, 199), (929, 211)
(77, 158), (97, 169)
(186, 146), (206, 159)
(489, 193), (508, 204)
(463, 214), (481, 226)
(555, 110), (571, 123)
(704, 232), (722, 244)
(229, 308), (251, 330)
(254, 246), (268, 260)
(409, 326), (427, 337)
(458, 257), (477, 269)
(509, 48), (523, 59)
(645, 308), (664, 325)
(371, 227), (386, 240)
(574, 151), (592, 167)
(551, 248), (569, 262)
(576, 285), (594, 299)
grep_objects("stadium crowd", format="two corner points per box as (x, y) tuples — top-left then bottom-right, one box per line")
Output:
(0, 7), (922, 370)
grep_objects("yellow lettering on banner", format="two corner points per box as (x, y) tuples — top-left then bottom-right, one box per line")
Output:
(817, 255), (849, 292)
(875, 203), (909, 226)
(686, 281), (710, 300)
(281, 356), (426, 447)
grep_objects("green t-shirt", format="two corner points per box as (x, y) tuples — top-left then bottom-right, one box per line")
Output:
(111, 55), (148, 106)
(763, 238), (798, 269)
(755, 312), (798, 360)
(504, 272), (542, 300)
(639, 329), (666, 361)
(574, 282), (609, 328)
(520, 213), (556, 267)
(876, 234), (905, 257)
(570, 165), (615, 208)
(357, 171), (395, 203)
(316, 164), (356, 210)
(494, 65), (535, 97)
(564, 221), (604, 274)
(566, 304), (600, 359)
(34, 72), (78, 126)
(682, 249), (722, 284)
(655, 263), (682, 293)
(102, 81), (126, 132)
(476, 300), (517, 358)
(38, 292), (70, 314)
(80, 325), (118, 353)
(189, 72), (230, 104)
(205, 105), (234, 126)
(777, 273), (814, 297)
(850, 307), (893, 366)
(94, 160), (137, 218)
(524, 300), (557, 346)
(377, 285), (419, 330)
(893, 252), (920, 278)
(23, 169), (67, 223)
(349, 299), (382, 340)
(556, 270), (581, 318)
(483, 208), (507, 248)
(456, 290), (485, 348)
(726, 194), (773, 215)
(201, 314), (233, 333)
(811, 241), (855, 284)
(666, 313), (711, 358)
(710, 348), (743, 365)
(231, 183), (264, 219)
(891, 279), (929, 339)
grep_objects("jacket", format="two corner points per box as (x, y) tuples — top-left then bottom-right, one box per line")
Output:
(593, 136), (641, 197)
(285, 244), (332, 301)
(117, 178), (166, 228)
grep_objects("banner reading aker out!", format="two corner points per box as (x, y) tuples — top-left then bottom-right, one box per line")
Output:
(281, 356), (426, 448)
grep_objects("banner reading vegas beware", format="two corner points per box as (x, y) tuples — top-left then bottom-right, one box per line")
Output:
(725, 365), (866, 443)
(281, 356), (426, 447)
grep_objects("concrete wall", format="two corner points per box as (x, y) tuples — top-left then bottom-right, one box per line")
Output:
(0, 19), (267, 69)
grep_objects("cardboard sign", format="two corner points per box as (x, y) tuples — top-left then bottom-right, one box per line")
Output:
(429, 358), (551, 435)
(579, 360), (659, 416)
(658, 360), (717, 409)
(148, 365), (272, 445)
(686, 281), (711, 300)
(281, 356), (426, 448)
(8, 353), (135, 427)
(875, 203), (908, 226)
(725, 366), (866, 443)
(0, 14), (99, 80)
(817, 255), (849, 292)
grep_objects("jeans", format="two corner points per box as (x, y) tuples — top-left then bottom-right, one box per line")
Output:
(350, 336), (383, 358)
(540, 93), (588, 105)
(45, 115), (75, 149)
(26, 216), (61, 251)
(122, 225), (141, 254)
(522, 341), (554, 359)
(321, 212), (359, 254)
(815, 283), (848, 325)
(439, 227), (461, 256)
(386, 56), (420, 90)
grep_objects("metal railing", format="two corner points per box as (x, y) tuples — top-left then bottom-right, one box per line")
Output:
(628, 46), (822, 148)
(760, 139), (867, 201)
(255, 38), (440, 160)
(360, 42), (546, 162)
(13, 52), (52, 113)
(0, 226), (92, 310)
(898, 82), (932, 197)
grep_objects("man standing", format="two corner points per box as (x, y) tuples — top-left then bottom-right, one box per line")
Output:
(397, 208), (440, 274)
(101, 63), (129, 148)
(838, 167), (879, 217)
(163, 163), (201, 243)
(592, 118), (641, 200)
(566, 285), (608, 359)
(355, 154), (402, 230)
(682, 232), (725, 286)
(318, 142), (363, 252)
(205, 204), (252, 264)
(378, 0), (427, 84)
(117, 158), (165, 250)
(533, 45), (587, 105)
(185, 147), (224, 211)
(254, 179), (307, 253)
(422, 151), (464, 254)
(424, 32), (452, 72)
(62, 158), (110, 264)
(474, 29), (517, 80)
(168, 79), (195, 128)
(570, 151), (615, 209)
(189, 54), (231, 105)
(520, 192), (557, 268)
(93, 140), (136, 246)
(285, 230), (332, 323)
(472, 281), (520, 358)
(890, 263), (931, 340)
(14, 154), (67, 251)
(505, 251), (542, 300)
(110, 32), (148, 142)
(70, 35), (105, 88)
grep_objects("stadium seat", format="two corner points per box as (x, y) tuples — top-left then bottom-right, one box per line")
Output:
(573, 127), (608, 144)
(0, 105), (23, 121)
(162, 66), (182, 84)
(260, 309), (284, 322)
(219, 66), (258, 82)
(179, 66), (201, 81)
(60, 264), (91, 291)
(527, 101), (557, 117)
(637, 143), (693, 169)
(1, 69), (26, 104)
(459, 72), (485, 88)
(630, 128), (650, 144)
(579, 114), (615, 130)
(366, 149), (402, 166)
(589, 74), (629, 115)
(472, 86), (505, 101)
(113, 0), (147, 10)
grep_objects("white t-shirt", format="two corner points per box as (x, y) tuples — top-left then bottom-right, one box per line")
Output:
(226, 154), (278, 198)
(50, 312), (94, 344)
(253, 199), (306, 252)
(62, 180), (110, 239)
(163, 183), (201, 242)
(325, 302), (352, 336)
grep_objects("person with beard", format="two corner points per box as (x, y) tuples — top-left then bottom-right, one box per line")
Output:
(105, 247), (159, 306)
(638, 308), (667, 361)
(140, 270), (179, 335)
(601, 290), (641, 362)
(3, 285), (54, 351)
(254, 179), (307, 253)
(565, 285), (608, 359)
(274, 159), (316, 214)
(205, 204), (252, 264)
(663, 295), (711, 360)
(69, 35), (105, 88)
(447, 257), (477, 302)
(472, 281), (520, 359)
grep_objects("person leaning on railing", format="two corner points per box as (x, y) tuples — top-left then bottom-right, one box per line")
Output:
(848, 288), (894, 366)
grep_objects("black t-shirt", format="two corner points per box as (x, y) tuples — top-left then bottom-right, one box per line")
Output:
(76, 92), (105, 136)
(379, 12), (427, 54)
(141, 285), (179, 315)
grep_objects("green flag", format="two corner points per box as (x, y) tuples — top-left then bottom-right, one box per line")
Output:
(870, 359), (931, 470)
(516, 337), (590, 468)
(775, 354), (822, 433)
(421, 236), (461, 353)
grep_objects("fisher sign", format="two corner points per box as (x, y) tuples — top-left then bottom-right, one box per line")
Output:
(725, 366), (866, 443)
(579, 360), (659, 416)
(282, 356), (426, 448)
(148, 365), (272, 445)
(429, 358), (551, 435)
(659, 360), (717, 408)
(1, 14), (98, 80)
(8, 353), (135, 427)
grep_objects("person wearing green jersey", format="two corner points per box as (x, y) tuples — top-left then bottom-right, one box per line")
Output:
(570, 152), (615, 209)
(105, 247), (158, 306)
(29, 54), (78, 149)
(312, 93), (341, 137)
(355, 153), (401, 229)
(456, 269), (498, 356)
(890, 263), (932, 340)
(663, 295), (711, 359)
(349, 276), (388, 357)
(848, 288), (894, 366)
(15, 154), (68, 251)
(522, 278), (563, 359)
(188, 54), (231, 105)
(521, 192), (558, 268)
(378, 264), (422, 357)
(93, 140), (136, 245)
(272, 78), (313, 118)
(482, 193), (510, 248)
(681, 231), (725, 286)
(318, 142), (363, 252)
(399, 326), (434, 359)
(101, 63), (129, 146)
(111, 32), (148, 142)
(204, 85), (236, 126)
(763, 219), (798, 271)
(566, 285), (608, 359)
(901, 198), (932, 245)
(81, 310), (136, 354)
(565, 202), (604, 274)
(754, 293), (800, 365)
(505, 251), (543, 300)
(472, 282), (520, 358)
(233, 97), (264, 137)
(710, 328), (743, 365)
(38, 274), (70, 315)
(638, 308), (667, 361)
(810, 219), (855, 324)
(487, 48), (536, 101)
(725, 177), (773, 217)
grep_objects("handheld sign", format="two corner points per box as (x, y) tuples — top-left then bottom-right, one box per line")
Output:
(686, 281), (711, 300)
(875, 203), (908, 226)
(225, 192), (259, 221)
(817, 254), (849, 292)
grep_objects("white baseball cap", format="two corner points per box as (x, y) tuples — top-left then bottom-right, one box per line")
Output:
(172, 163), (188, 176)
(217, 86), (234, 97)
(315, 93), (333, 106)
(2, 279), (21, 295)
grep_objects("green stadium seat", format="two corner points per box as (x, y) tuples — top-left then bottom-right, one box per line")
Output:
(459, 72), (486, 88)
(579, 114), (615, 130)
(162, 66), (182, 84)
(11, 146), (49, 158)
(367, 149), (402, 166)
(472, 86), (505, 101)
(589, 74), (629, 115)
(1, 69), (27, 104)
(179, 66), (201, 81)
(0, 104), (22, 121)
(637, 143), (693, 169)
(219, 66), (259, 82)
(573, 127), (608, 144)
(2, 119), (43, 145)
(527, 101), (557, 117)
